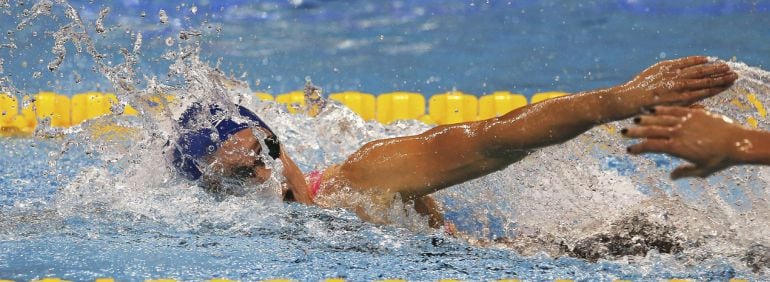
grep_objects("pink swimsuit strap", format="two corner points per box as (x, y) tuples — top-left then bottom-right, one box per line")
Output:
(307, 170), (323, 199)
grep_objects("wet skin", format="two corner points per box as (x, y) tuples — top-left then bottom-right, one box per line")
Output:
(624, 105), (770, 179)
(201, 56), (738, 229)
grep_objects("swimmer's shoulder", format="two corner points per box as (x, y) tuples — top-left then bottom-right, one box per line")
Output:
(319, 164), (343, 184)
(309, 164), (346, 196)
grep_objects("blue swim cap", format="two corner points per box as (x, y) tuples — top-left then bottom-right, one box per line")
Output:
(171, 103), (277, 180)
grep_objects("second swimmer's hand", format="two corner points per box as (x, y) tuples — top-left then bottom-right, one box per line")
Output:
(609, 56), (737, 119)
(623, 106), (748, 179)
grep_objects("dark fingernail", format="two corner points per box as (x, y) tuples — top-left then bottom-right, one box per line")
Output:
(626, 146), (632, 153)
(620, 128), (628, 135)
(649, 107), (656, 113)
(633, 117), (641, 124)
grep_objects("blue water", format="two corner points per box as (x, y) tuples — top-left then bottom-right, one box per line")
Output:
(3, 0), (770, 281)
(4, 0), (770, 97)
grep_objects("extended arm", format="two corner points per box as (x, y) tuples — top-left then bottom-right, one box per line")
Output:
(329, 56), (736, 200)
(625, 106), (770, 179)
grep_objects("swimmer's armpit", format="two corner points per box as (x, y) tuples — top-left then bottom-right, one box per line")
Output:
(624, 106), (770, 179)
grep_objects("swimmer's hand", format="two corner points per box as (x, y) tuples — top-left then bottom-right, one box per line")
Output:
(608, 56), (737, 120)
(624, 106), (770, 179)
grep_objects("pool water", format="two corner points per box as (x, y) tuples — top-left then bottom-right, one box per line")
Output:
(2, 0), (770, 281)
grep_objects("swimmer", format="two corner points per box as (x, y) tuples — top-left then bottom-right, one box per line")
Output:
(624, 105), (770, 179)
(170, 56), (737, 229)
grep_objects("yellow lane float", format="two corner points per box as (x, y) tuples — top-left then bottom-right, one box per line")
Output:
(428, 91), (478, 125)
(478, 91), (528, 120)
(376, 91), (427, 124)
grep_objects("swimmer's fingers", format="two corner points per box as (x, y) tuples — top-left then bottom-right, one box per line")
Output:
(634, 115), (683, 127)
(678, 72), (738, 90)
(650, 106), (692, 117)
(670, 162), (726, 180)
(678, 63), (731, 79)
(670, 164), (709, 180)
(665, 56), (709, 70)
(627, 139), (673, 155)
(676, 85), (733, 105)
(622, 126), (673, 139)
(674, 72), (738, 91)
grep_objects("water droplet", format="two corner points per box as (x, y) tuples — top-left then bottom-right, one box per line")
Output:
(96, 7), (110, 33)
(165, 37), (174, 46)
(289, 0), (304, 7)
(159, 9), (168, 24)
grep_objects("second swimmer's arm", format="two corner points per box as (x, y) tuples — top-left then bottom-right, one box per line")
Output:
(626, 106), (770, 179)
(736, 131), (770, 166)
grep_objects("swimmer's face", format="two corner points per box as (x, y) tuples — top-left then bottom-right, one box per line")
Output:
(207, 127), (278, 184)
